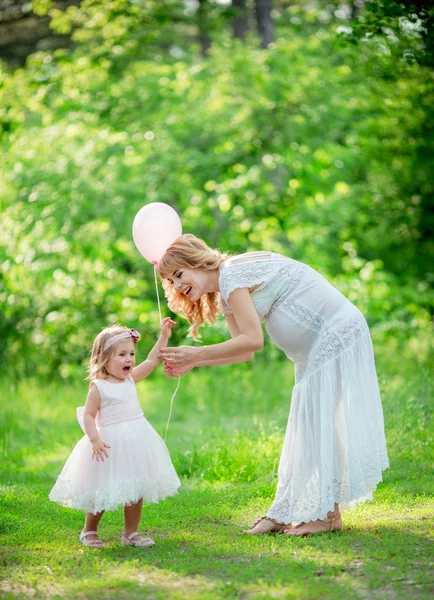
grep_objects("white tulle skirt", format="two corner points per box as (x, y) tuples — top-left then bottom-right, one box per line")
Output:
(49, 416), (181, 514)
(266, 325), (389, 524)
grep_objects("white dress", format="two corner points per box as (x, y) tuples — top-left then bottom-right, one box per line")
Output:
(49, 376), (181, 514)
(219, 252), (389, 524)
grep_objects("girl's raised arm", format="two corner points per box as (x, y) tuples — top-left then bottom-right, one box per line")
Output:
(132, 318), (176, 383)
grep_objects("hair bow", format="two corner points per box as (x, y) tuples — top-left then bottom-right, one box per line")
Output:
(129, 328), (140, 344)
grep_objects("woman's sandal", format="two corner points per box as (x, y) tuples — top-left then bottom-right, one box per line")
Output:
(79, 530), (104, 548)
(243, 516), (289, 535)
(283, 513), (342, 537)
(121, 531), (155, 548)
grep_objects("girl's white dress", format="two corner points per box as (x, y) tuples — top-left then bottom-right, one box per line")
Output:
(49, 376), (181, 514)
(219, 252), (389, 524)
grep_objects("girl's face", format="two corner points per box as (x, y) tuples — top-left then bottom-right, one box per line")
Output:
(105, 340), (136, 381)
(167, 267), (210, 302)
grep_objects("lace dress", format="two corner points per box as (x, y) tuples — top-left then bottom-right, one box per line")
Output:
(219, 252), (389, 524)
(49, 376), (181, 514)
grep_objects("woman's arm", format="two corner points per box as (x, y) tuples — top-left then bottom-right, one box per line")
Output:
(194, 353), (255, 367)
(160, 288), (262, 370)
(163, 312), (254, 377)
(195, 313), (254, 365)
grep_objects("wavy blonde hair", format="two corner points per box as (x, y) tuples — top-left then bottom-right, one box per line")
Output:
(88, 325), (134, 380)
(157, 234), (229, 338)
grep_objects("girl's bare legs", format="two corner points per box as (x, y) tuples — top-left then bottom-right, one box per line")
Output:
(83, 510), (105, 541)
(123, 499), (146, 539)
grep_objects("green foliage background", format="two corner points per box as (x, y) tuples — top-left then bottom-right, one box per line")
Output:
(1, 0), (433, 376)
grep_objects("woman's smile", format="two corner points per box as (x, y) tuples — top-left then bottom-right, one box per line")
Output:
(169, 267), (219, 300)
(183, 285), (193, 297)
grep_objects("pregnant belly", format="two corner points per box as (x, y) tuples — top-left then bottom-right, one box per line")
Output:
(265, 308), (318, 361)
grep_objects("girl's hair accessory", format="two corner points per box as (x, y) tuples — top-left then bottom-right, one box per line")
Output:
(103, 328), (140, 352)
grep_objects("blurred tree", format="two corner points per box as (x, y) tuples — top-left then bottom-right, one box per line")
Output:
(0, 0), (432, 375)
(198, 0), (211, 57)
(232, 0), (249, 40)
(255, 0), (274, 47)
(347, 0), (434, 68)
(0, 0), (77, 65)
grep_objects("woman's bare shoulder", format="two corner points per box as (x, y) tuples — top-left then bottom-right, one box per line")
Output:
(222, 251), (273, 268)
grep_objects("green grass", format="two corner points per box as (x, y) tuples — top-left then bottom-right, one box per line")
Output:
(0, 344), (433, 599)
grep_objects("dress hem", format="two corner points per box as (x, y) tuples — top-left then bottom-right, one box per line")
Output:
(266, 465), (389, 525)
(49, 477), (181, 515)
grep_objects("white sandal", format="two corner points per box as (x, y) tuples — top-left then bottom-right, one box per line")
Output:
(121, 532), (155, 548)
(80, 530), (104, 548)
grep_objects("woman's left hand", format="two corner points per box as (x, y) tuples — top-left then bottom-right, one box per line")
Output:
(163, 362), (193, 378)
(158, 345), (198, 369)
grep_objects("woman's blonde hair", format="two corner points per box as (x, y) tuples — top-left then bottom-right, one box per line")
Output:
(157, 234), (228, 338)
(88, 325), (134, 380)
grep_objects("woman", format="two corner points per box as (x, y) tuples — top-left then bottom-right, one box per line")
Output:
(157, 234), (389, 536)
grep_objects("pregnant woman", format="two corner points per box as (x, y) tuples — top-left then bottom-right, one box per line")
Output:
(158, 234), (389, 536)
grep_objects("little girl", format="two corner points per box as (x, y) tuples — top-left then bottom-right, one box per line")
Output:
(49, 318), (181, 548)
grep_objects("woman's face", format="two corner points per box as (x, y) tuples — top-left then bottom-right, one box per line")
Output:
(167, 267), (210, 302)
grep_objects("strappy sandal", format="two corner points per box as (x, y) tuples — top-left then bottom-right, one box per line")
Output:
(80, 530), (104, 548)
(243, 516), (288, 535)
(283, 513), (342, 536)
(121, 531), (155, 548)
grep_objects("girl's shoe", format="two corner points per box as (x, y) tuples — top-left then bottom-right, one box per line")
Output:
(283, 512), (342, 536)
(243, 516), (288, 535)
(80, 530), (104, 548)
(121, 531), (155, 548)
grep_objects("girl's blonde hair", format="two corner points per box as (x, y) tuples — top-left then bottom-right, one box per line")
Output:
(88, 325), (134, 380)
(157, 234), (228, 338)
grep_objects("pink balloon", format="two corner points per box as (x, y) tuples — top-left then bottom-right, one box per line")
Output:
(132, 203), (182, 264)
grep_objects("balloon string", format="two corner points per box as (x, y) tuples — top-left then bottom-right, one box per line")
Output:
(154, 264), (180, 442)
(154, 265), (162, 325)
(164, 376), (180, 442)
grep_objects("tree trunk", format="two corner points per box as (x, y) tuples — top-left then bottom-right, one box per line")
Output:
(349, 1), (360, 19)
(255, 0), (274, 48)
(197, 0), (211, 58)
(0, 0), (77, 66)
(232, 0), (249, 40)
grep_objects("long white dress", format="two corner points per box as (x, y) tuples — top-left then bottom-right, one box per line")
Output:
(219, 252), (389, 524)
(49, 376), (181, 514)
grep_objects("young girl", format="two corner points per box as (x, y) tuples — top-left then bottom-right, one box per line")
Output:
(49, 319), (181, 548)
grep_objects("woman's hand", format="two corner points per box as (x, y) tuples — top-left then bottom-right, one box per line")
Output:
(163, 361), (193, 378)
(158, 345), (199, 370)
(160, 317), (176, 341)
(91, 439), (111, 462)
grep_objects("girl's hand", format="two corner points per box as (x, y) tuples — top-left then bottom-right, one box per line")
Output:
(158, 345), (198, 369)
(160, 317), (176, 340)
(91, 439), (111, 462)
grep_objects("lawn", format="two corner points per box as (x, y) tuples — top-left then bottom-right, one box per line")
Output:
(0, 341), (433, 599)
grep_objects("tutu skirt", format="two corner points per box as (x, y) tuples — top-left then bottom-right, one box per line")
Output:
(49, 416), (181, 514)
